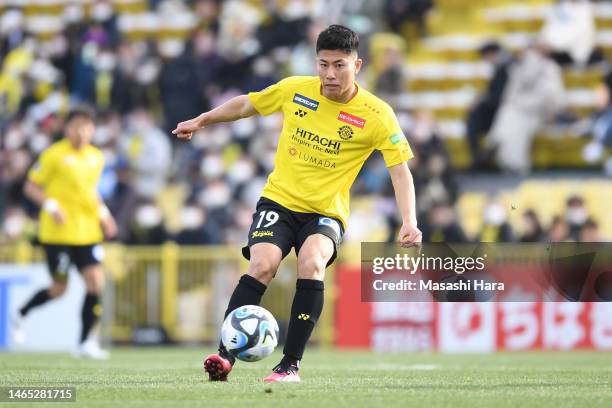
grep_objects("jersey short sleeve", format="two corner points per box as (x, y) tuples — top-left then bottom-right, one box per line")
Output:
(248, 78), (290, 116)
(374, 105), (414, 167)
(28, 149), (55, 186)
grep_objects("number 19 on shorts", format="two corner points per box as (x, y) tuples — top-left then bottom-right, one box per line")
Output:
(256, 211), (279, 228)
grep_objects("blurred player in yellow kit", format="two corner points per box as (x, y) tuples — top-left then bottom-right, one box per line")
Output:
(12, 109), (117, 359)
(174, 25), (421, 382)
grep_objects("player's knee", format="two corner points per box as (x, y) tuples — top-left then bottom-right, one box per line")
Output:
(86, 281), (103, 294)
(85, 277), (104, 294)
(49, 282), (67, 297)
(247, 257), (277, 284)
(83, 267), (105, 294)
(297, 256), (326, 280)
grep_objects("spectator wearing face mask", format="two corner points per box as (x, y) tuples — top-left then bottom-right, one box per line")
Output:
(173, 201), (221, 245)
(159, 39), (208, 137)
(0, 9), (26, 57)
(479, 200), (513, 242)
(0, 206), (32, 244)
(564, 195), (590, 240)
(126, 200), (168, 245)
(119, 109), (172, 200)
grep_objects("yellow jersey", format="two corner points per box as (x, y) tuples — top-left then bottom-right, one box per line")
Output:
(248, 76), (413, 229)
(28, 139), (105, 245)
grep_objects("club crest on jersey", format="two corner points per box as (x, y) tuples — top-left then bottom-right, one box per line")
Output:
(293, 93), (319, 111)
(338, 111), (365, 128)
(338, 125), (353, 140)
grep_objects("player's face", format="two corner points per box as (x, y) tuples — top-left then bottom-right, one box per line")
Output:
(317, 49), (362, 102)
(66, 117), (95, 149)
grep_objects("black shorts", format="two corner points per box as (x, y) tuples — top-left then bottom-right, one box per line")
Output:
(242, 197), (344, 267)
(43, 244), (104, 281)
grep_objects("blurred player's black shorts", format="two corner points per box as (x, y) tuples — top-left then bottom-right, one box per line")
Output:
(43, 244), (104, 280)
(242, 197), (344, 267)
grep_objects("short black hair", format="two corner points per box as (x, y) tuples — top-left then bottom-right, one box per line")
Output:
(478, 41), (501, 56)
(66, 107), (94, 123)
(566, 194), (584, 206)
(316, 24), (359, 54)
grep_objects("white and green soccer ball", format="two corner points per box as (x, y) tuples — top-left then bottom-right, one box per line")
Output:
(221, 305), (279, 362)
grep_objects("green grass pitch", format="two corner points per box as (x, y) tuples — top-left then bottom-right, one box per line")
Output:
(0, 348), (610, 407)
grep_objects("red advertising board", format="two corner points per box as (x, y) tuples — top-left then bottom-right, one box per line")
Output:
(335, 266), (612, 351)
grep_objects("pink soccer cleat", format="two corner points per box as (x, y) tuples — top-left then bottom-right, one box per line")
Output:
(204, 354), (233, 382)
(263, 362), (301, 383)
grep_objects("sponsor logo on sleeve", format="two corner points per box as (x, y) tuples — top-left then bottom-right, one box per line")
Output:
(338, 111), (366, 128)
(389, 132), (406, 145)
(293, 93), (319, 111)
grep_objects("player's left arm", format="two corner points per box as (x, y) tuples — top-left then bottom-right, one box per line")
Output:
(97, 195), (117, 239)
(388, 162), (422, 247)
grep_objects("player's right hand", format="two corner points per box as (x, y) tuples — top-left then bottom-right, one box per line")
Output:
(43, 199), (66, 224)
(100, 215), (118, 239)
(51, 208), (66, 224)
(172, 116), (203, 140)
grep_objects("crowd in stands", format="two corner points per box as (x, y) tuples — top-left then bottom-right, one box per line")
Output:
(0, 0), (607, 246)
(468, 0), (612, 175)
(416, 193), (602, 243)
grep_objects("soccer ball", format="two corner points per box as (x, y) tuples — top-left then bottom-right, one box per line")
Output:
(221, 305), (279, 362)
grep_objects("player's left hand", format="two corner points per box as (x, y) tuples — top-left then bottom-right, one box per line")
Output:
(397, 222), (422, 248)
(101, 215), (118, 239)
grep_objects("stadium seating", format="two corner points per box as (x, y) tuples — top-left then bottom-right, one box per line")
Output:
(457, 179), (612, 239)
(397, 0), (611, 169)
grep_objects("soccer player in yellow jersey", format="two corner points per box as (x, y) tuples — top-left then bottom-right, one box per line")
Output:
(13, 109), (117, 359)
(173, 25), (421, 382)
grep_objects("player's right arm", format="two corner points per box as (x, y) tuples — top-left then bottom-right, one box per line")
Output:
(25, 150), (65, 224)
(173, 77), (297, 140)
(24, 180), (65, 224)
(172, 95), (257, 140)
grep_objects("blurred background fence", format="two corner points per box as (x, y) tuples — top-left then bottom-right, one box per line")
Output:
(0, 242), (334, 346)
